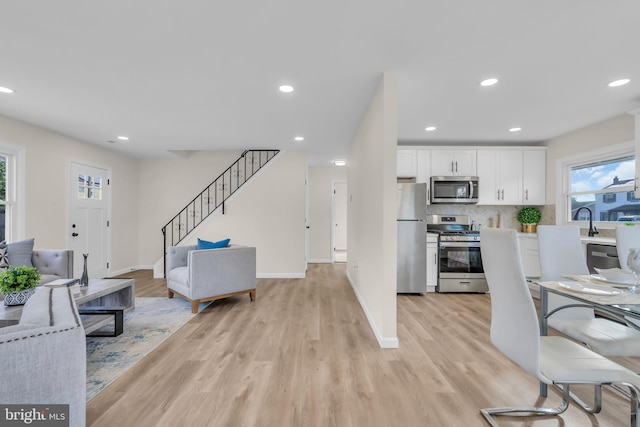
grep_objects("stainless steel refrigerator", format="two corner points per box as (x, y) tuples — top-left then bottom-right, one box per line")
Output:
(397, 183), (427, 294)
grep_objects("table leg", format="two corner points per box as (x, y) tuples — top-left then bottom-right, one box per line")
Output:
(539, 285), (548, 397)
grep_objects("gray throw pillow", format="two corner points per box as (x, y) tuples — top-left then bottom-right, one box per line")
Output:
(7, 238), (35, 268)
(0, 241), (8, 270)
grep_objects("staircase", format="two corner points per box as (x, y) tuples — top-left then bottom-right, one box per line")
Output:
(160, 149), (279, 275)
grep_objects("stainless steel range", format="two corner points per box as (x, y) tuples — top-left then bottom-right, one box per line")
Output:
(427, 214), (488, 293)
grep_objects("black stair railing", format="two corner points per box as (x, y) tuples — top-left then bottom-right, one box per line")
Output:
(161, 149), (279, 274)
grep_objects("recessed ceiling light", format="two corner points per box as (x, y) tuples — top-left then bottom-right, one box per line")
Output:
(480, 78), (498, 87)
(425, 126), (437, 132)
(294, 136), (304, 142)
(608, 78), (630, 87)
(334, 159), (347, 166)
(0, 86), (15, 94)
(279, 85), (294, 93)
(509, 127), (522, 132)
(117, 136), (129, 141)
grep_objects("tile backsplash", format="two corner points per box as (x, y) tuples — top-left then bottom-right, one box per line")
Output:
(425, 204), (555, 232)
(426, 204), (618, 238)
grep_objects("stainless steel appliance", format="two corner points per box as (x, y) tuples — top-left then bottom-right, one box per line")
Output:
(426, 214), (488, 293)
(430, 176), (479, 204)
(586, 243), (620, 273)
(397, 183), (427, 294)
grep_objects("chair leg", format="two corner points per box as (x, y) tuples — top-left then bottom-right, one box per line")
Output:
(481, 385), (570, 427)
(168, 290), (174, 298)
(192, 301), (199, 314)
(552, 383), (602, 414)
(249, 289), (256, 301)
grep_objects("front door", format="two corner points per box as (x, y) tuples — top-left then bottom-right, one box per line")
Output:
(68, 162), (111, 279)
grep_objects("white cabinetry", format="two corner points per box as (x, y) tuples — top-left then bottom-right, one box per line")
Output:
(397, 149), (417, 178)
(430, 149), (476, 176)
(426, 233), (438, 292)
(518, 233), (541, 278)
(522, 149), (546, 205)
(477, 150), (523, 205)
(477, 148), (546, 205)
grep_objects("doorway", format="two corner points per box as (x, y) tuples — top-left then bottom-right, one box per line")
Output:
(68, 162), (111, 279)
(332, 180), (347, 263)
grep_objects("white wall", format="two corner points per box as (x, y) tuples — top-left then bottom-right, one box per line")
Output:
(139, 150), (307, 277)
(347, 72), (398, 348)
(0, 115), (139, 273)
(308, 166), (347, 262)
(544, 114), (635, 203)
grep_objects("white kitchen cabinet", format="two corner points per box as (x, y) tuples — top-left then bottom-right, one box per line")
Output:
(477, 150), (523, 205)
(397, 149), (417, 178)
(518, 233), (541, 278)
(522, 149), (546, 205)
(430, 149), (476, 176)
(426, 233), (438, 292)
(416, 150), (431, 203)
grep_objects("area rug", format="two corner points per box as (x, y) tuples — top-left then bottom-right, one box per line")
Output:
(85, 297), (210, 400)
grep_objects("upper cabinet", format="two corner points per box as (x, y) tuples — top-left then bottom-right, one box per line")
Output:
(416, 150), (431, 203)
(522, 149), (546, 205)
(430, 149), (477, 176)
(477, 150), (523, 205)
(477, 147), (546, 205)
(397, 149), (417, 178)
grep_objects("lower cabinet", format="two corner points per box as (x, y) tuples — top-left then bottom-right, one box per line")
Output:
(518, 234), (541, 278)
(426, 233), (438, 293)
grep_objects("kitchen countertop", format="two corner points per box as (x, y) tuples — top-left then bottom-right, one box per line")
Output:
(516, 232), (616, 246)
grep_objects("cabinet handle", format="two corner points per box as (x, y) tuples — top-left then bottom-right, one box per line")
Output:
(455, 161), (458, 173)
(525, 189), (529, 200)
(434, 253), (437, 264)
(497, 189), (500, 200)
(451, 161), (454, 173)
(501, 189), (504, 200)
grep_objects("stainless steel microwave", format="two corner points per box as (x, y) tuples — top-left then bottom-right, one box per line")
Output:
(430, 176), (479, 204)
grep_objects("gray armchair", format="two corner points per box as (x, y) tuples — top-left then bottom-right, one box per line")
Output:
(166, 244), (256, 313)
(32, 249), (74, 286)
(0, 287), (86, 427)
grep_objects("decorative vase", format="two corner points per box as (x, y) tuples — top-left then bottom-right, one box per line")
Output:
(80, 253), (89, 287)
(4, 288), (36, 306)
(627, 248), (640, 293)
(521, 223), (537, 233)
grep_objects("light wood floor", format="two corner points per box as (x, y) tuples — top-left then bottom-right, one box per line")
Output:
(87, 264), (639, 426)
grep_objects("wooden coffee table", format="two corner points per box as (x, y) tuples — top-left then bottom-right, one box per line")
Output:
(0, 278), (135, 335)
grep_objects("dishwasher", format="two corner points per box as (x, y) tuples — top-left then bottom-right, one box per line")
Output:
(586, 243), (620, 273)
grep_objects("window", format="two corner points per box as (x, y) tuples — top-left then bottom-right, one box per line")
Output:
(567, 153), (638, 223)
(0, 155), (6, 241)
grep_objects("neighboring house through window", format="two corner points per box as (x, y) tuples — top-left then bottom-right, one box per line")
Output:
(561, 141), (639, 224)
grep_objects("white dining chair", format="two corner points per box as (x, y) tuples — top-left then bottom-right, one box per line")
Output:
(616, 225), (640, 272)
(480, 228), (640, 427)
(537, 225), (640, 357)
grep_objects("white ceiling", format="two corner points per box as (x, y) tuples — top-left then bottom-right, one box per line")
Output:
(1, 1), (639, 165)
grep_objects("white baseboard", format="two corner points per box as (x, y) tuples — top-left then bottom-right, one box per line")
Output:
(257, 272), (306, 279)
(308, 259), (333, 264)
(346, 270), (399, 349)
(108, 265), (152, 278)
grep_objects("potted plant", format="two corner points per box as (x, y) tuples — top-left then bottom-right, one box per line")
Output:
(517, 207), (542, 233)
(0, 265), (41, 306)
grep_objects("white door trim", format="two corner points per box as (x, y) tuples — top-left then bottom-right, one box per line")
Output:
(67, 160), (112, 278)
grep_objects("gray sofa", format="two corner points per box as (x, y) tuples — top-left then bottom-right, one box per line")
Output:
(0, 287), (86, 427)
(166, 244), (256, 313)
(32, 249), (74, 285)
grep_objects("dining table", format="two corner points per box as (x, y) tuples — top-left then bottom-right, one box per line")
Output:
(536, 274), (640, 397)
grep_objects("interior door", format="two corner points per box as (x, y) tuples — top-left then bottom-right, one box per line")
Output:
(333, 181), (347, 251)
(69, 162), (111, 279)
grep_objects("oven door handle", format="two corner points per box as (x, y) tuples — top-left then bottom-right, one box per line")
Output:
(469, 180), (474, 199)
(440, 242), (481, 248)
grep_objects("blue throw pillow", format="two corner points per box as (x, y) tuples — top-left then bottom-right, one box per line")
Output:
(197, 238), (230, 250)
(7, 238), (35, 268)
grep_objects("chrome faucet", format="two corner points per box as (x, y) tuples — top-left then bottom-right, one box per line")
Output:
(573, 207), (599, 237)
